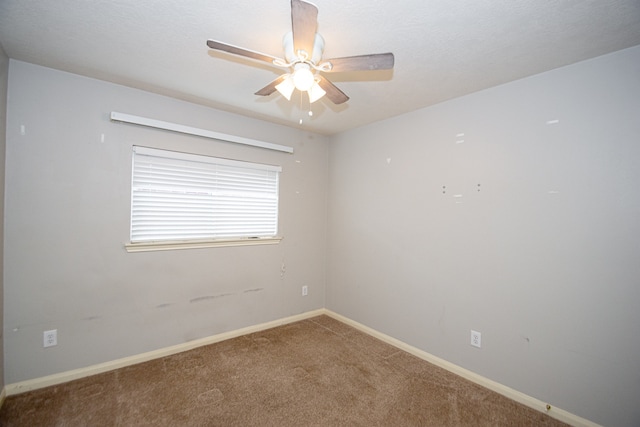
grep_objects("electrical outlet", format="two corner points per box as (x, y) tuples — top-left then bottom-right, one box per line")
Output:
(302, 285), (308, 296)
(470, 330), (481, 348)
(44, 329), (57, 348)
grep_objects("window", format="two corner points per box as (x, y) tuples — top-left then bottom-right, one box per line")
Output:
(127, 146), (281, 251)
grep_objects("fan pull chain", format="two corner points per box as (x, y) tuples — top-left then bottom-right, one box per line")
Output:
(299, 90), (304, 124)
(305, 91), (313, 119)
(297, 90), (314, 125)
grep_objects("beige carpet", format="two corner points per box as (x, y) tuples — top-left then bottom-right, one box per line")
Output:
(0, 315), (569, 426)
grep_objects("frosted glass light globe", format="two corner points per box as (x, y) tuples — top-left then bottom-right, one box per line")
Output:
(292, 67), (314, 92)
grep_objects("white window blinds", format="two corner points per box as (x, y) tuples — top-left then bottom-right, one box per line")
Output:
(131, 146), (281, 243)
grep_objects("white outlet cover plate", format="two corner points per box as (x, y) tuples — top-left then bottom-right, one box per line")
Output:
(44, 329), (57, 347)
(471, 330), (481, 348)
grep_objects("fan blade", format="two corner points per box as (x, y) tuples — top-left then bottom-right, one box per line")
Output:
(255, 75), (288, 96)
(291, 0), (318, 57)
(324, 53), (395, 72)
(317, 76), (349, 105)
(207, 40), (280, 66)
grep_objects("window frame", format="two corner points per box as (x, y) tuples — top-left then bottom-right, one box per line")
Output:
(125, 146), (283, 252)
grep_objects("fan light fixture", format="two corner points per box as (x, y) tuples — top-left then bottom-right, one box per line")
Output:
(275, 74), (295, 100)
(276, 64), (326, 103)
(273, 32), (327, 103)
(308, 81), (326, 103)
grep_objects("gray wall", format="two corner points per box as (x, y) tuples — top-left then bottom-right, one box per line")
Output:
(4, 46), (640, 427)
(0, 44), (8, 390)
(327, 45), (640, 427)
(4, 60), (328, 383)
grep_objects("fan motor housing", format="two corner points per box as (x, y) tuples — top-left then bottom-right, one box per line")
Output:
(283, 31), (325, 64)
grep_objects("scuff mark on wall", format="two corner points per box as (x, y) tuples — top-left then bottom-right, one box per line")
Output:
(243, 288), (264, 293)
(189, 294), (233, 303)
(156, 303), (174, 309)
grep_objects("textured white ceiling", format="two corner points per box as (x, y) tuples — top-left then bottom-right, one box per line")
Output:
(1, 0), (639, 135)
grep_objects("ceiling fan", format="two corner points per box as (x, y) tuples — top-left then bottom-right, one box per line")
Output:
(206, 0), (394, 105)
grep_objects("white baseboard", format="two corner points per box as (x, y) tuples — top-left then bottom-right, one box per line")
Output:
(323, 310), (600, 427)
(3, 308), (599, 426)
(4, 309), (325, 397)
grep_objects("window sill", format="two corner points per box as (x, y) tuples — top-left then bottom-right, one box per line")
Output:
(125, 236), (282, 253)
